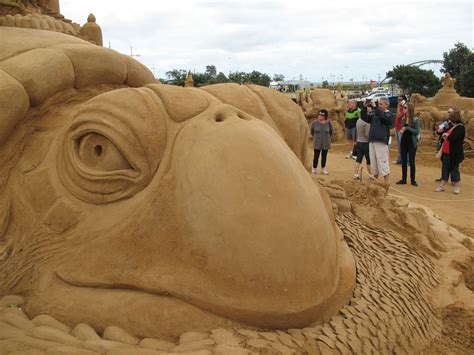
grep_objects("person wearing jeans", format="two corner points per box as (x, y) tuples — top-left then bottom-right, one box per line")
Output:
(393, 95), (406, 164)
(396, 103), (420, 186)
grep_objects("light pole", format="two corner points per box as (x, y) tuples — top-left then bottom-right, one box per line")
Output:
(130, 46), (142, 59)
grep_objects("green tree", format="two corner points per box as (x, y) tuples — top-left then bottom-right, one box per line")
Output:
(228, 71), (247, 84)
(205, 65), (217, 78)
(272, 74), (285, 82)
(247, 71), (271, 87)
(165, 69), (187, 86)
(215, 72), (229, 83)
(442, 43), (471, 78)
(457, 53), (474, 97)
(386, 65), (441, 96)
(322, 80), (329, 88)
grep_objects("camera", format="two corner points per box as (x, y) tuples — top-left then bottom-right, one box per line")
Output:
(365, 98), (377, 108)
(438, 121), (449, 130)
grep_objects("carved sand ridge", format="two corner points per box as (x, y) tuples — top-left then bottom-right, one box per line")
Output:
(0, 214), (442, 354)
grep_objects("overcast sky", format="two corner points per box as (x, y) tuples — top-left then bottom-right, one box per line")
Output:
(61, 0), (473, 82)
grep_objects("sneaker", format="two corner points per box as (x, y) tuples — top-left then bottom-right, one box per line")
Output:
(352, 155), (357, 160)
(453, 187), (460, 194)
(392, 160), (401, 165)
(435, 185), (445, 192)
(311, 167), (317, 175)
(396, 180), (407, 185)
(321, 168), (329, 175)
(435, 178), (442, 182)
(354, 174), (360, 180)
(345, 153), (352, 159)
(411, 181), (418, 186)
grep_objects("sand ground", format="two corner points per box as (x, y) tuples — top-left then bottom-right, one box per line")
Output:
(319, 143), (474, 237)
(312, 143), (474, 354)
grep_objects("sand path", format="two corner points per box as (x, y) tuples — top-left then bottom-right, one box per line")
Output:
(316, 146), (474, 234)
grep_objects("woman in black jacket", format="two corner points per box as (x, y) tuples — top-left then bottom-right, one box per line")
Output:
(435, 110), (465, 194)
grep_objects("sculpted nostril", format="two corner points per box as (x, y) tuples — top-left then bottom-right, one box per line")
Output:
(215, 113), (225, 123)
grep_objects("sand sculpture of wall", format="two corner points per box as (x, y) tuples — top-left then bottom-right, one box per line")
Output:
(0, 25), (458, 355)
(298, 88), (348, 142)
(0, 0), (102, 45)
(412, 74), (474, 150)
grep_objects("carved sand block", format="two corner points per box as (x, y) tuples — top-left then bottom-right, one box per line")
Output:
(0, 27), (355, 340)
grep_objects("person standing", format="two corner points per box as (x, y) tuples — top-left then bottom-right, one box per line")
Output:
(368, 97), (392, 183)
(353, 111), (371, 180)
(310, 109), (333, 175)
(344, 100), (361, 159)
(396, 103), (420, 186)
(435, 107), (454, 182)
(393, 95), (406, 164)
(435, 110), (465, 194)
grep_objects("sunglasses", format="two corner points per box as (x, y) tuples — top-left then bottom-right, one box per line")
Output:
(318, 113), (326, 117)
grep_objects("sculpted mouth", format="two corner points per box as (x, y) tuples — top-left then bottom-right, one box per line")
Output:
(55, 271), (182, 301)
(54, 271), (250, 325)
(53, 270), (327, 329)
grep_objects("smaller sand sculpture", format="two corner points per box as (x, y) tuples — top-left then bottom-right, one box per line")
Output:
(413, 74), (473, 150)
(79, 13), (102, 46)
(184, 71), (194, 87)
(0, 0), (102, 45)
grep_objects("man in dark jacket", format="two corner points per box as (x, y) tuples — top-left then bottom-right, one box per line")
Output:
(368, 97), (392, 183)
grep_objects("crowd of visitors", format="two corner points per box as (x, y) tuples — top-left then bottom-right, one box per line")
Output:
(309, 96), (466, 194)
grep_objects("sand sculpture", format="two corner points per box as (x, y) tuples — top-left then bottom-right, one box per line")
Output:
(298, 88), (348, 142)
(412, 74), (473, 150)
(0, 0), (102, 45)
(0, 11), (471, 355)
(184, 71), (194, 87)
(0, 25), (359, 339)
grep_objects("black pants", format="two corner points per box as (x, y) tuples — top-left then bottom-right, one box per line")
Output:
(313, 149), (328, 168)
(441, 153), (460, 182)
(400, 141), (416, 182)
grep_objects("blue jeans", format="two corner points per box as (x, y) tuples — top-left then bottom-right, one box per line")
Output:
(396, 130), (410, 164)
(401, 141), (417, 182)
(395, 130), (401, 163)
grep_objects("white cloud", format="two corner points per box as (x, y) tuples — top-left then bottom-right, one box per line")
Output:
(60, 0), (473, 82)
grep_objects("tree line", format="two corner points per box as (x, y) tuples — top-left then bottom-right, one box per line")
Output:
(161, 65), (284, 88)
(387, 42), (473, 97)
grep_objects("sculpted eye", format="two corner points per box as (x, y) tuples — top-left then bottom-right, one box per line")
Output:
(76, 133), (132, 172)
(60, 124), (153, 204)
(59, 89), (167, 204)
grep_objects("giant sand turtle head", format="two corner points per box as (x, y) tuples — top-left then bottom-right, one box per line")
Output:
(0, 28), (355, 338)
